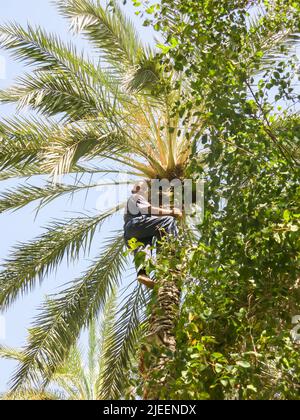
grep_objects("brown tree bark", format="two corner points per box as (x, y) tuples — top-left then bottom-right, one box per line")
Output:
(139, 271), (181, 400)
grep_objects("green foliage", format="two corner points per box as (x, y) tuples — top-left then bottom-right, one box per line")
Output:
(134, 0), (300, 400)
(155, 122), (300, 399)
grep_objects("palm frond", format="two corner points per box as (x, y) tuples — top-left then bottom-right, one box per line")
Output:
(123, 55), (165, 95)
(0, 180), (131, 214)
(0, 162), (138, 181)
(243, 3), (300, 73)
(0, 114), (133, 178)
(0, 162), (110, 181)
(0, 204), (124, 309)
(51, 345), (86, 399)
(0, 345), (25, 363)
(86, 318), (97, 398)
(0, 163), (48, 181)
(0, 71), (99, 119)
(97, 283), (150, 399)
(10, 232), (127, 391)
(0, 22), (130, 120)
(1, 389), (61, 400)
(0, 22), (108, 120)
(55, 0), (147, 71)
(95, 287), (117, 398)
(0, 116), (59, 171)
(41, 121), (129, 178)
(0, 22), (92, 72)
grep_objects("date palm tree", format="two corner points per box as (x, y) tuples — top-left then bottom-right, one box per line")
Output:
(0, 0), (298, 399)
(0, 0), (192, 398)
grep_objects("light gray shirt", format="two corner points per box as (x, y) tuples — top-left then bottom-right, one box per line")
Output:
(124, 193), (151, 224)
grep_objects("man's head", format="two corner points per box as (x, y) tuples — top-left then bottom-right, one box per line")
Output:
(132, 180), (148, 197)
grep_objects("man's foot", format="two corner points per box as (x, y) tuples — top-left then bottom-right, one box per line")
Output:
(137, 274), (155, 289)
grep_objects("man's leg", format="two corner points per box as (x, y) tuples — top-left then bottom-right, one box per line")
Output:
(134, 236), (153, 274)
(124, 227), (155, 288)
(126, 215), (178, 241)
(125, 216), (178, 289)
(134, 237), (156, 289)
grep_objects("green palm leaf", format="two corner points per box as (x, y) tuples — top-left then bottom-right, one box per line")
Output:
(0, 292), (119, 399)
(1, 389), (61, 400)
(10, 232), (127, 390)
(95, 288), (118, 396)
(0, 71), (100, 119)
(98, 283), (150, 399)
(0, 116), (59, 170)
(0, 22), (90, 71)
(55, 0), (147, 71)
(0, 180), (131, 214)
(0, 345), (25, 363)
(0, 22), (130, 121)
(243, 4), (300, 73)
(0, 204), (124, 308)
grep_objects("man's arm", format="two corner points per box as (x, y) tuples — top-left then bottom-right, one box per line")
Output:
(149, 206), (182, 218)
(136, 194), (182, 218)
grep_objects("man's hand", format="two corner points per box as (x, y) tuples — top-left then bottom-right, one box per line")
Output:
(172, 208), (183, 219)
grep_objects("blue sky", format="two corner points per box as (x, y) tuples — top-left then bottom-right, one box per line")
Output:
(0, 0), (153, 393)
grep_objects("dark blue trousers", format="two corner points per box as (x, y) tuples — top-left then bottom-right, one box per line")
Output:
(124, 215), (178, 274)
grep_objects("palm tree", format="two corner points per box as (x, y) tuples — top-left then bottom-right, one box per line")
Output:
(0, 0), (298, 399)
(0, 292), (128, 400)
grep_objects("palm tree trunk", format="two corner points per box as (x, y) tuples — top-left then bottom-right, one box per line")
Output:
(139, 271), (181, 400)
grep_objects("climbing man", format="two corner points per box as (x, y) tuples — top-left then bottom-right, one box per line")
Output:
(124, 180), (182, 288)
